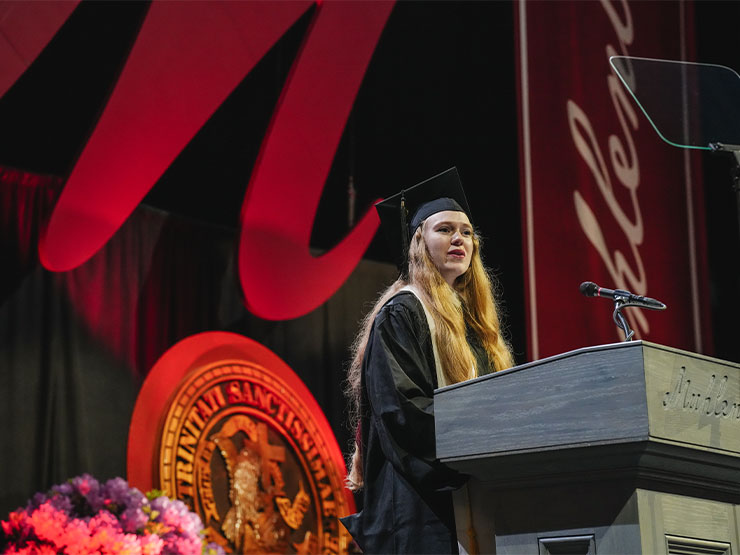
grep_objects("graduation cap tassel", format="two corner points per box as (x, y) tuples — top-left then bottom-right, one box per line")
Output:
(400, 190), (410, 277)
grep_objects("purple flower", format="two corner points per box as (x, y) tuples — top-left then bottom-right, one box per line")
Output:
(105, 477), (143, 507)
(203, 542), (227, 555)
(47, 494), (73, 515)
(70, 475), (105, 513)
(69, 474), (99, 497)
(54, 482), (74, 496)
(27, 492), (49, 511)
(120, 506), (148, 533)
(148, 495), (169, 514)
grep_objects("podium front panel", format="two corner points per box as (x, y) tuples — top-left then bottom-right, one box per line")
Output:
(644, 345), (740, 456)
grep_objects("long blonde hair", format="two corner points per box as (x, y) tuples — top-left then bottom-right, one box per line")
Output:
(345, 223), (514, 490)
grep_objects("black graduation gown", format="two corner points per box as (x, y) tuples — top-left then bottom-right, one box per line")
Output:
(341, 292), (491, 554)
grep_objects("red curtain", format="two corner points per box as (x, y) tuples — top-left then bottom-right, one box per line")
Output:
(0, 166), (394, 517)
(516, 0), (711, 359)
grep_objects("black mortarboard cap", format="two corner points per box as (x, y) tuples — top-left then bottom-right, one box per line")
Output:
(375, 167), (472, 273)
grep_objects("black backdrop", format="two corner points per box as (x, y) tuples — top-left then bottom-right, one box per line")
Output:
(2, 0), (740, 520)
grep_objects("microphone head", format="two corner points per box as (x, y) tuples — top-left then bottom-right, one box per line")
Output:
(580, 281), (598, 297)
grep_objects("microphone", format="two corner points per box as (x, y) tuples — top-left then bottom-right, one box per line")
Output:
(579, 281), (667, 310)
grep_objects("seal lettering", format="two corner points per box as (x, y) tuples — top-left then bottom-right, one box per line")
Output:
(159, 362), (351, 553)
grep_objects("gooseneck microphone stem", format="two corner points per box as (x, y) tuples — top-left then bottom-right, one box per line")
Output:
(613, 305), (634, 342)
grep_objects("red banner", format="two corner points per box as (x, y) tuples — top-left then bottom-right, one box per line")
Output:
(516, 0), (711, 360)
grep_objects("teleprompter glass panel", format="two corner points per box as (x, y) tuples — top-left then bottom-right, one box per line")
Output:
(610, 56), (740, 150)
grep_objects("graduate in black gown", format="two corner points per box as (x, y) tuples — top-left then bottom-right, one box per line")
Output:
(340, 168), (515, 554)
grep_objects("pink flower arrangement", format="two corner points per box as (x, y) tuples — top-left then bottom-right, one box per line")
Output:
(1, 474), (224, 555)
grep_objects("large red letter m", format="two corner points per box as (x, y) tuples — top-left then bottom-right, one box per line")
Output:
(33, 1), (392, 319)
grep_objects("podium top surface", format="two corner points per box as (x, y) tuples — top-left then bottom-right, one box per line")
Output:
(435, 341), (740, 468)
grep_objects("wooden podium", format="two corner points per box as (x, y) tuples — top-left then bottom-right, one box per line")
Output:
(435, 341), (740, 554)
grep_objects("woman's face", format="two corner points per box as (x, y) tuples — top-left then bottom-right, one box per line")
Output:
(421, 210), (474, 286)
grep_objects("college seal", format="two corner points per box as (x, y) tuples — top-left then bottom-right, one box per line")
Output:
(127, 332), (353, 554)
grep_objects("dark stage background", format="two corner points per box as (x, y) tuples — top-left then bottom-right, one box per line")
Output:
(2, 0), (740, 521)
